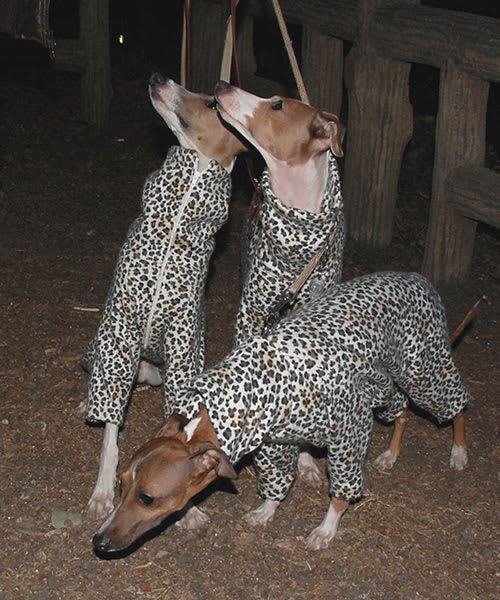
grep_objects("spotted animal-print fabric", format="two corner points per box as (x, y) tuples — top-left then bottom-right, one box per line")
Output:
(234, 150), (345, 345)
(176, 272), (470, 503)
(82, 146), (232, 425)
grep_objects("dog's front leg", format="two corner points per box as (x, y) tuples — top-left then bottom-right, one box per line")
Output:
(306, 497), (348, 550)
(244, 442), (296, 526)
(175, 502), (211, 529)
(86, 422), (119, 519)
(243, 499), (280, 526)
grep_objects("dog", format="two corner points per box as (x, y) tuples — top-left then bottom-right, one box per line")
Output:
(79, 74), (246, 520)
(214, 81), (346, 485)
(92, 271), (469, 553)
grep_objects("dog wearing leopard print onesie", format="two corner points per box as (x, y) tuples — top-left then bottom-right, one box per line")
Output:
(214, 81), (346, 485)
(92, 271), (470, 553)
(79, 75), (246, 520)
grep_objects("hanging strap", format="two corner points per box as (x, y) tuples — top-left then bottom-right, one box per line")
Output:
(180, 0), (190, 88)
(270, 0), (309, 104)
(221, 0), (262, 236)
(263, 229), (336, 335)
(219, 1), (236, 82)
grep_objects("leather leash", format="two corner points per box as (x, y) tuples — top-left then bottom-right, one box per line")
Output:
(225, 0), (263, 237)
(180, 0), (190, 88)
(263, 228), (336, 335)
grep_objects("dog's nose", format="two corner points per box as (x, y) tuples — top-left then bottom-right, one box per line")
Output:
(215, 80), (231, 94)
(93, 532), (113, 553)
(149, 72), (166, 87)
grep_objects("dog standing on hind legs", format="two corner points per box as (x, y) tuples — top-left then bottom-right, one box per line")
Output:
(79, 75), (246, 521)
(214, 80), (346, 488)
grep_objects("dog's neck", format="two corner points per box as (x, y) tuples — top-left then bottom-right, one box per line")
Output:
(195, 151), (212, 173)
(176, 365), (279, 465)
(175, 133), (234, 174)
(266, 152), (329, 214)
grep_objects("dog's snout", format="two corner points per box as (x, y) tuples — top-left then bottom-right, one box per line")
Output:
(93, 532), (113, 553)
(149, 72), (166, 87)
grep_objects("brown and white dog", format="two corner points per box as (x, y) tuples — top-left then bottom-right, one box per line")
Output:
(92, 271), (470, 553)
(214, 81), (346, 486)
(80, 75), (246, 522)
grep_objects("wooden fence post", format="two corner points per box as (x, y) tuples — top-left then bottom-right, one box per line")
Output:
(421, 60), (489, 284)
(189, 0), (227, 93)
(302, 27), (343, 115)
(343, 0), (415, 245)
(80, 0), (112, 127)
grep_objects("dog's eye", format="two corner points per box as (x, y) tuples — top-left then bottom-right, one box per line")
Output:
(206, 98), (217, 110)
(271, 100), (283, 111)
(139, 493), (154, 506)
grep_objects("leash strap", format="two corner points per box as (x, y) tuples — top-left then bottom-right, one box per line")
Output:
(181, 0), (190, 88)
(271, 0), (309, 104)
(224, 0), (263, 237)
(263, 228), (336, 335)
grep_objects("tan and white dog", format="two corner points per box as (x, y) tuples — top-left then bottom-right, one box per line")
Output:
(80, 75), (246, 522)
(214, 81), (346, 486)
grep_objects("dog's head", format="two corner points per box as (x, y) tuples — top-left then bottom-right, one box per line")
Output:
(92, 406), (236, 553)
(214, 80), (344, 167)
(149, 74), (247, 171)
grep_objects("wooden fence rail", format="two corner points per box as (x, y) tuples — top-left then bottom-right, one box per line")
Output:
(189, 0), (500, 284)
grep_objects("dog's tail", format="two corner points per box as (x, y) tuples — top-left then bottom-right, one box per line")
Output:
(450, 297), (483, 345)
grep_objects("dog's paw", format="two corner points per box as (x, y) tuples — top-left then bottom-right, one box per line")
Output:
(75, 398), (88, 418)
(373, 449), (398, 472)
(450, 444), (468, 470)
(175, 505), (210, 530)
(297, 452), (323, 487)
(243, 499), (280, 527)
(86, 493), (115, 521)
(136, 361), (163, 387)
(305, 525), (336, 551)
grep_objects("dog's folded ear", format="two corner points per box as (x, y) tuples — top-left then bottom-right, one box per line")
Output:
(310, 111), (345, 158)
(189, 444), (238, 480)
(156, 413), (190, 438)
(183, 405), (221, 447)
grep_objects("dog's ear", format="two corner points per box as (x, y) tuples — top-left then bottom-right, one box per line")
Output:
(183, 405), (220, 447)
(156, 413), (190, 438)
(183, 407), (237, 480)
(189, 444), (238, 480)
(310, 111), (345, 158)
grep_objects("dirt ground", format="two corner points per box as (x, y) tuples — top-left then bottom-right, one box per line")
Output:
(1, 65), (499, 600)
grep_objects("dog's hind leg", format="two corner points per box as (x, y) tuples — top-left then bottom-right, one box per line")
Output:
(297, 449), (323, 487)
(86, 422), (119, 520)
(373, 410), (409, 472)
(450, 411), (467, 470)
(175, 502), (211, 529)
(243, 499), (280, 526)
(136, 360), (162, 386)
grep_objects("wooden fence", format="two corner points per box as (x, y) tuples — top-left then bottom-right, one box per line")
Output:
(53, 0), (111, 127)
(189, 0), (500, 285)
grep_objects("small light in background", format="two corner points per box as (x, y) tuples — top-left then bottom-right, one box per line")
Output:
(119, 34), (124, 44)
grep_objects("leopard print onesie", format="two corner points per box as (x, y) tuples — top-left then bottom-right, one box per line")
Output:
(82, 146), (232, 426)
(176, 272), (470, 504)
